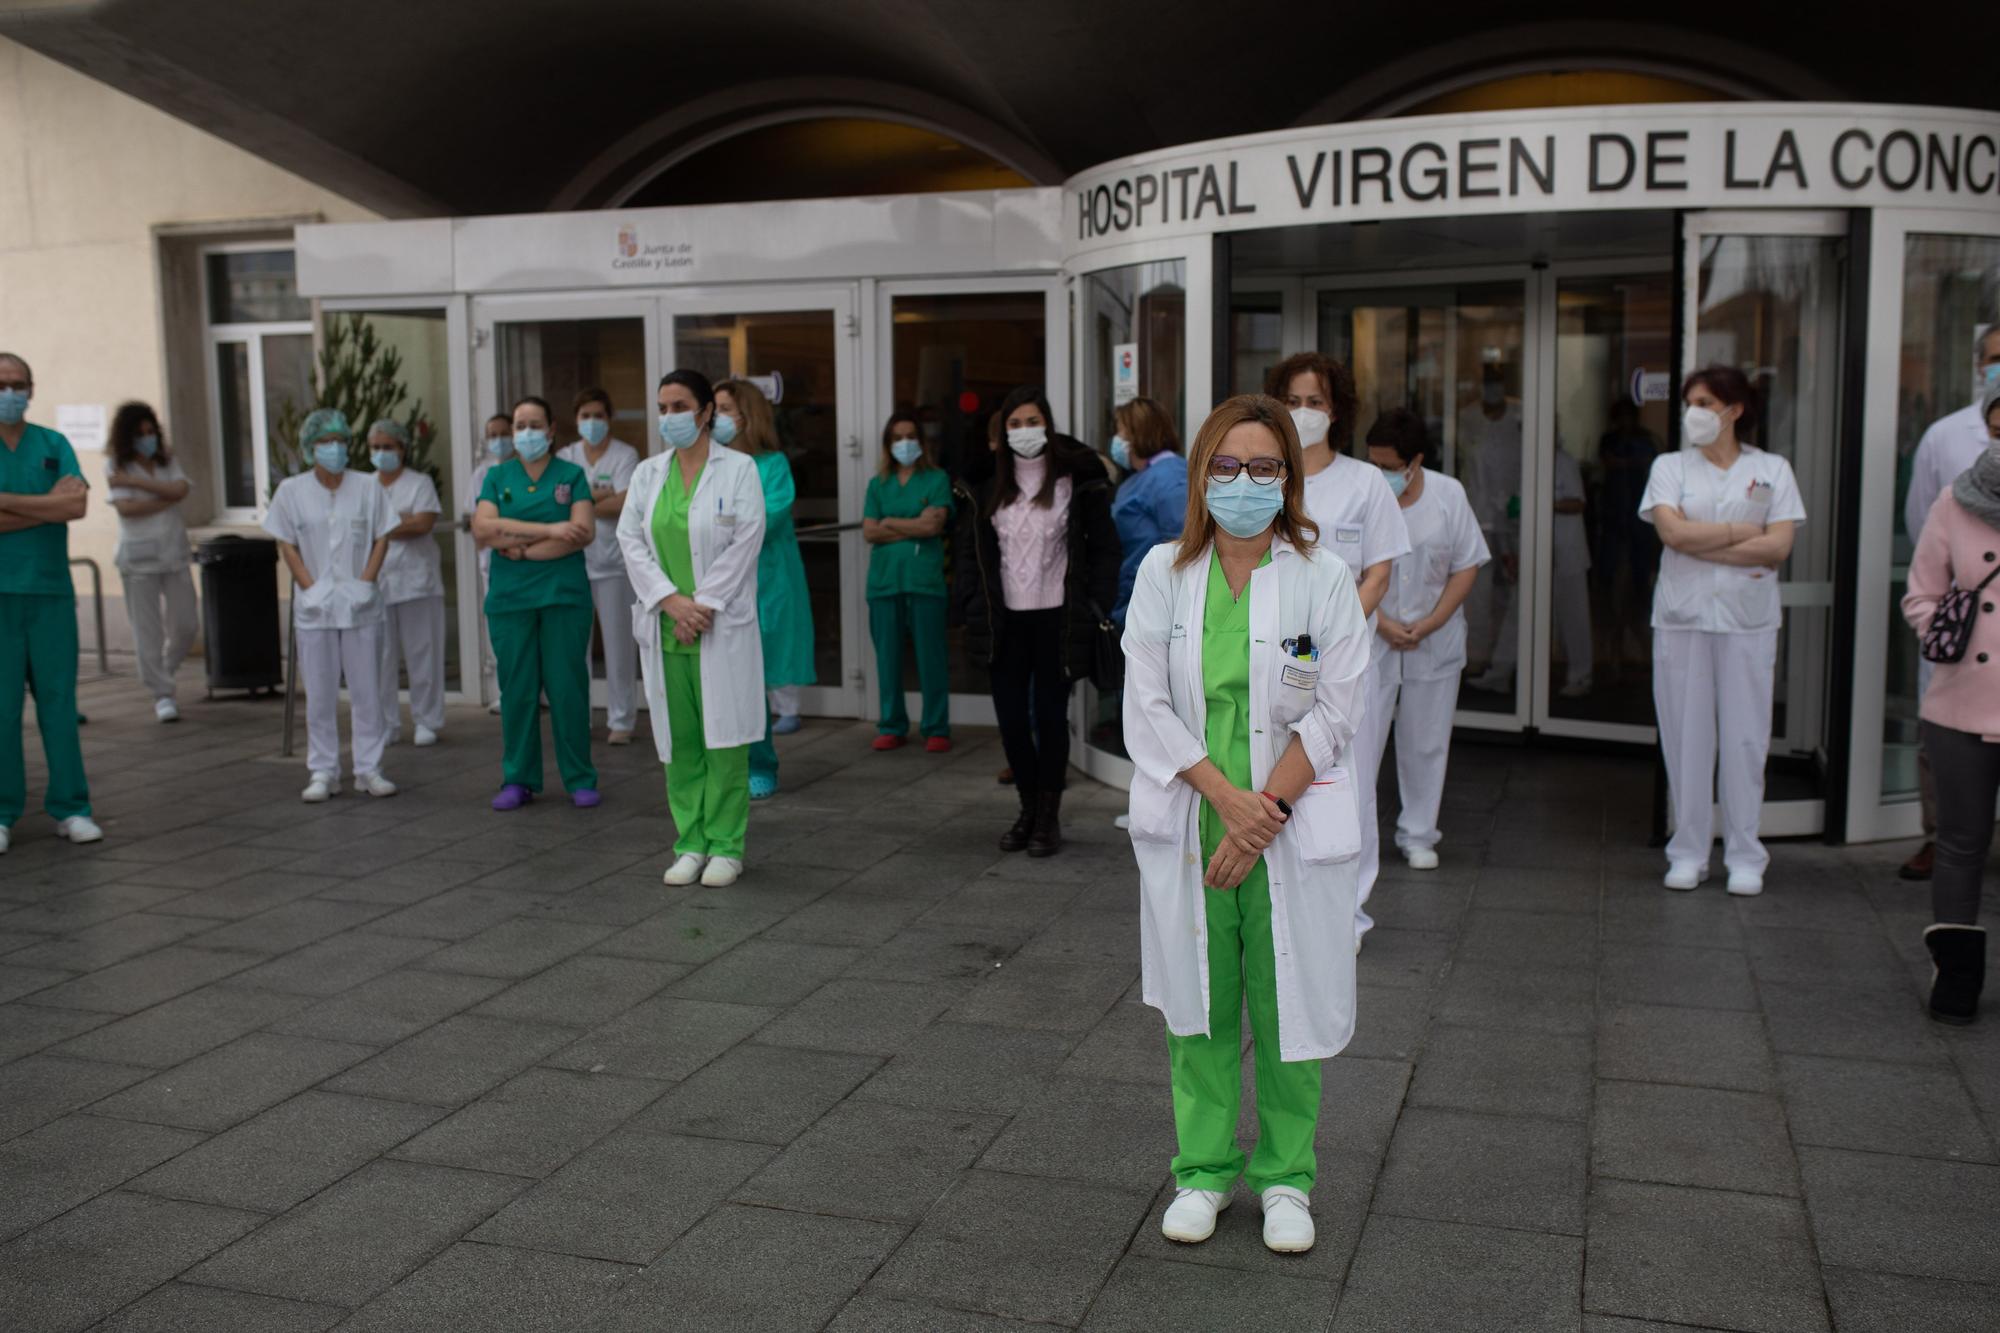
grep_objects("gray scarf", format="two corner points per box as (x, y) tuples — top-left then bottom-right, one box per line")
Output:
(1953, 448), (2000, 531)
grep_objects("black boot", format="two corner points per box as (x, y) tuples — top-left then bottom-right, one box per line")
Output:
(1924, 923), (1986, 1025)
(1027, 790), (1063, 858)
(999, 790), (1037, 852)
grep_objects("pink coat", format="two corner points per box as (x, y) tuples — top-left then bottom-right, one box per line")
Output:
(1903, 491), (2000, 742)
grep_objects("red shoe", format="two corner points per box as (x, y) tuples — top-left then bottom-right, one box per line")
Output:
(872, 734), (906, 752)
(925, 736), (952, 753)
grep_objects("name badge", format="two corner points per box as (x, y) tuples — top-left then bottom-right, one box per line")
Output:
(1335, 526), (1362, 543)
(1281, 664), (1316, 689)
(1745, 481), (1774, 504)
(554, 483), (573, 505)
(1170, 622), (1187, 639)
(717, 511), (737, 526)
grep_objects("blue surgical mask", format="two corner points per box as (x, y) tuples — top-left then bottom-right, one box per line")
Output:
(1110, 436), (1131, 471)
(371, 450), (402, 473)
(1206, 475), (1284, 539)
(1981, 362), (2000, 390)
(891, 438), (923, 467)
(578, 417), (609, 446)
(0, 388), (27, 425)
(710, 412), (739, 447)
(135, 433), (160, 459)
(312, 442), (348, 474)
(486, 434), (513, 460)
(659, 411), (701, 450)
(1383, 466), (1408, 498)
(513, 429), (550, 462)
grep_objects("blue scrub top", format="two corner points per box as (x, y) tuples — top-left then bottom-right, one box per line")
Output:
(1110, 451), (1188, 624)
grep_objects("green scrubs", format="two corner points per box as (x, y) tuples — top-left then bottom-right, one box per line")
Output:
(863, 467), (952, 739)
(481, 457), (597, 795)
(749, 449), (815, 786)
(0, 424), (90, 827)
(1165, 549), (1319, 1196)
(655, 459), (749, 859)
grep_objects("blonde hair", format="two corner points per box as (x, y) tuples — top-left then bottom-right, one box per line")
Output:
(1175, 394), (1319, 568)
(717, 378), (779, 456)
(1114, 396), (1180, 462)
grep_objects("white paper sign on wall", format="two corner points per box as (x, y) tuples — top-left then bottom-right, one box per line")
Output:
(1629, 369), (1673, 404)
(1112, 343), (1138, 405)
(56, 404), (106, 452)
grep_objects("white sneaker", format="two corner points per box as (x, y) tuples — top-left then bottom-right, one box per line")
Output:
(0, 825), (9, 854)
(356, 772), (399, 798)
(1161, 1187), (1229, 1243)
(302, 772), (338, 803)
(663, 853), (708, 886)
(1113, 814), (1131, 831)
(1260, 1185), (1315, 1253)
(700, 856), (743, 887)
(1468, 667), (1514, 693)
(413, 726), (439, 747)
(154, 698), (180, 723)
(486, 702), (502, 716)
(55, 815), (104, 844)
(1726, 870), (1764, 897)
(1663, 862), (1708, 891)
(1403, 846), (1440, 870)
(1559, 676), (1594, 699)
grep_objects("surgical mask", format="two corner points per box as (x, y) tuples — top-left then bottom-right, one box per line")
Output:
(1007, 425), (1048, 458)
(0, 389), (26, 425)
(659, 411), (701, 449)
(485, 434), (513, 460)
(371, 450), (402, 473)
(513, 428), (551, 462)
(1383, 466), (1409, 498)
(1110, 436), (1131, 471)
(890, 438), (923, 467)
(1206, 475), (1284, 539)
(710, 412), (739, 447)
(578, 417), (609, 446)
(311, 442), (348, 474)
(1980, 362), (2000, 392)
(1481, 382), (1505, 407)
(135, 434), (160, 459)
(1289, 407), (1329, 448)
(1682, 405), (1724, 447)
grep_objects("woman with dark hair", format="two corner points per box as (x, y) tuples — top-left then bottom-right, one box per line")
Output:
(1123, 393), (1371, 1255)
(864, 410), (953, 751)
(472, 395), (599, 811)
(619, 369), (766, 887)
(103, 401), (196, 722)
(1109, 396), (1187, 625)
(1641, 365), (1805, 895)
(957, 385), (1120, 855)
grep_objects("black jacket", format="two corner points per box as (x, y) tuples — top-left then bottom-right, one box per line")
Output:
(955, 435), (1122, 680)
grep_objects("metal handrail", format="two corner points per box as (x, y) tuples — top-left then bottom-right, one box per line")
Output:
(68, 557), (109, 676)
(795, 520), (863, 541)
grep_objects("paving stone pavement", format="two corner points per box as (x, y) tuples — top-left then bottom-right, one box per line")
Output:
(1, 664), (1997, 1331)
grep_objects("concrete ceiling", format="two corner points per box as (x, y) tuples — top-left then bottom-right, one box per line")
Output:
(2, 0), (1988, 219)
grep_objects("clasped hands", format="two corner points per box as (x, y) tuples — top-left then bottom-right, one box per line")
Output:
(1376, 616), (1431, 652)
(1205, 785), (1288, 891)
(662, 592), (712, 646)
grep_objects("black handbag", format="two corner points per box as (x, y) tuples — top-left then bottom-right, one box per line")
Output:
(1085, 599), (1124, 692)
(1920, 562), (2000, 664)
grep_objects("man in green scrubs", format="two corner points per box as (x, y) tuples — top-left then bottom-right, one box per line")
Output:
(863, 458), (953, 744)
(1165, 548), (1318, 1196)
(654, 451), (749, 861)
(0, 353), (100, 850)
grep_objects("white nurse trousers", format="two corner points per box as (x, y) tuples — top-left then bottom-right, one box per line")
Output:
(1355, 665), (1461, 932)
(589, 571), (639, 734)
(378, 595), (446, 739)
(122, 568), (198, 703)
(1653, 627), (1776, 875)
(298, 622), (388, 780)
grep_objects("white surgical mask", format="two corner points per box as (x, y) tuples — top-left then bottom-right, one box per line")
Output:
(1289, 407), (1330, 448)
(1006, 425), (1047, 458)
(1682, 405), (1724, 448)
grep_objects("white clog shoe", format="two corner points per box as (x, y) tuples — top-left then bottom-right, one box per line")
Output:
(663, 853), (708, 886)
(1161, 1187), (1229, 1243)
(1260, 1185), (1315, 1253)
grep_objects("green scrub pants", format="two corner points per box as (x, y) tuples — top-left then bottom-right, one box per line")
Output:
(490, 603), (597, 794)
(868, 593), (950, 738)
(1165, 855), (1322, 1195)
(664, 649), (749, 858)
(0, 593), (91, 826)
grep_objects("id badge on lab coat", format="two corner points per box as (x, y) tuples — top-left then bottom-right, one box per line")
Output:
(1274, 655), (1319, 724)
(1291, 767), (1361, 864)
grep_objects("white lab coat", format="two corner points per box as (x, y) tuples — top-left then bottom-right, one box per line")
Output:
(1122, 537), (1372, 1062)
(617, 443), (766, 761)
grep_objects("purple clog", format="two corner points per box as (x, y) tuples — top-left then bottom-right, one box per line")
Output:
(571, 789), (601, 809)
(491, 784), (533, 811)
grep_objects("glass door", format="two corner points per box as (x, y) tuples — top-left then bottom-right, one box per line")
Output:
(664, 288), (862, 719)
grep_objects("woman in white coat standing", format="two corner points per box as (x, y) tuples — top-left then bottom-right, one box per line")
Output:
(558, 387), (642, 746)
(1642, 365), (1805, 895)
(366, 419), (447, 748)
(618, 369), (766, 889)
(1124, 393), (1371, 1257)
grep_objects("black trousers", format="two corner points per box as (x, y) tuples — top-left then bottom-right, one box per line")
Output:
(990, 607), (1071, 794)
(1923, 720), (2000, 926)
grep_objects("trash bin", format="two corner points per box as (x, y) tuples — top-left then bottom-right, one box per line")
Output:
(195, 535), (284, 696)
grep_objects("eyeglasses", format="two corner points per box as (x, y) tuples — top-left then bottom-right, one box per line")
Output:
(1208, 454), (1286, 484)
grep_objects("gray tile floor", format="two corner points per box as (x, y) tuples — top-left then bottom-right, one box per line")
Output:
(2, 663), (1996, 1332)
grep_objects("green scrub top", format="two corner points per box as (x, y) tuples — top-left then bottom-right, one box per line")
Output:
(653, 456), (703, 655)
(480, 456), (592, 613)
(863, 467), (953, 599)
(1198, 547), (1269, 856)
(0, 424), (84, 597)
(753, 449), (816, 687)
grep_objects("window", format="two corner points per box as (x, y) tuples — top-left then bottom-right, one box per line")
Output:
(204, 246), (313, 517)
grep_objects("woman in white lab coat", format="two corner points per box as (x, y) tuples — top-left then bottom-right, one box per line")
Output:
(366, 419), (447, 749)
(618, 368), (766, 889)
(1642, 365), (1805, 896)
(1124, 393), (1371, 1257)
(1359, 409), (1489, 882)
(102, 402), (197, 722)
